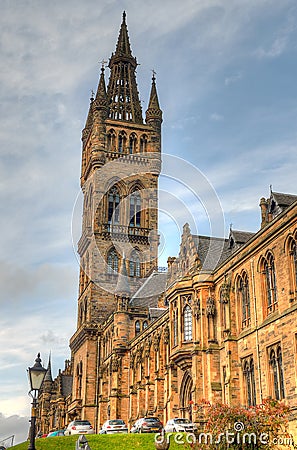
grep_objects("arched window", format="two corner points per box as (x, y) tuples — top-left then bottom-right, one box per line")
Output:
(107, 129), (116, 151)
(269, 346), (285, 400)
(237, 272), (251, 329)
(173, 310), (178, 346)
(129, 250), (141, 277)
(129, 191), (141, 227)
(262, 253), (277, 314)
(76, 361), (83, 399)
(143, 321), (148, 330)
(140, 134), (147, 152)
(129, 133), (137, 154)
(107, 248), (119, 275)
(135, 320), (141, 336)
(118, 131), (127, 153)
(243, 357), (256, 406)
(108, 187), (120, 225)
(288, 238), (297, 295)
(183, 305), (192, 341)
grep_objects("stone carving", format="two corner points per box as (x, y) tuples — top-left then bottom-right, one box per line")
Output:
(206, 297), (216, 317)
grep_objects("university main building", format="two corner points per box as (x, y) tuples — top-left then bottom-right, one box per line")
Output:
(38, 13), (297, 435)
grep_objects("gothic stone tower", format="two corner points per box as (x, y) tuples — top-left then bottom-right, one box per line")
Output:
(68, 12), (162, 423)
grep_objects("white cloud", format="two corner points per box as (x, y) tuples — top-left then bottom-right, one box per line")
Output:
(225, 71), (242, 85)
(210, 113), (224, 121)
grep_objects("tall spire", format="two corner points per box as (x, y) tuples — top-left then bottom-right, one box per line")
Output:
(94, 66), (108, 112)
(44, 354), (53, 384)
(115, 256), (130, 298)
(107, 12), (143, 124)
(146, 73), (163, 126)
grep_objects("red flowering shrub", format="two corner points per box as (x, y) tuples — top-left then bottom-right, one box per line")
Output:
(185, 398), (291, 449)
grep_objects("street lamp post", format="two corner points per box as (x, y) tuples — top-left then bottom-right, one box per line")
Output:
(27, 353), (47, 450)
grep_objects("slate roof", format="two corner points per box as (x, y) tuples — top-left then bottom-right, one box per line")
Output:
(61, 375), (73, 397)
(192, 235), (231, 271)
(272, 192), (297, 207)
(149, 307), (167, 321)
(129, 271), (167, 308)
(231, 230), (255, 245)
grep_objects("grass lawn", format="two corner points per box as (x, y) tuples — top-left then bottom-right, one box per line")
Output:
(11, 433), (192, 449)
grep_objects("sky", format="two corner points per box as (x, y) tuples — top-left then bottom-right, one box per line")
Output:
(1, 0), (297, 444)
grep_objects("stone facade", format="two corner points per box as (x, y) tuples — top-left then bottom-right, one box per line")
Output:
(37, 12), (297, 440)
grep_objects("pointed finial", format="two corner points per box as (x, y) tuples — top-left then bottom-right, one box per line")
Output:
(90, 89), (95, 101)
(123, 11), (126, 22)
(270, 184), (273, 194)
(229, 222), (233, 231)
(151, 69), (156, 81)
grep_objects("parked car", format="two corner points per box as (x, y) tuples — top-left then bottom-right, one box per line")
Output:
(64, 420), (95, 436)
(99, 419), (128, 434)
(47, 430), (65, 437)
(164, 418), (197, 433)
(130, 417), (163, 433)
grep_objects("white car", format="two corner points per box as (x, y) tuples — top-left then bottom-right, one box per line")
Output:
(100, 419), (128, 434)
(165, 418), (197, 433)
(64, 420), (95, 435)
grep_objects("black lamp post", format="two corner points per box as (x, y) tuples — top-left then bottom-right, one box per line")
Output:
(27, 353), (47, 450)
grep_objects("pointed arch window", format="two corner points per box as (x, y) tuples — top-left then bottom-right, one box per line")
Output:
(129, 191), (141, 227)
(107, 129), (116, 151)
(262, 253), (278, 315)
(173, 310), (178, 346)
(140, 134), (147, 152)
(143, 320), (148, 330)
(129, 250), (141, 277)
(135, 320), (141, 336)
(107, 248), (119, 275)
(243, 357), (256, 406)
(237, 272), (251, 329)
(108, 187), (120, 225)
(183, 305), (193, 341)
(269, 345), (285, 400)
(288, 238), (297, 295)
(118, 131), (127, 153)
(129, 133), (137, 154)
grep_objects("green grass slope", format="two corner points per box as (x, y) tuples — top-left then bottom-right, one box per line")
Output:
(11, 433), (189, 450)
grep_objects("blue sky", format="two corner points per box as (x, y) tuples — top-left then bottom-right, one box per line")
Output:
(1, 0), (297, 444)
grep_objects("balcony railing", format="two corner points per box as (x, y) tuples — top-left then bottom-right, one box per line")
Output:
(98, 223), (151, 243)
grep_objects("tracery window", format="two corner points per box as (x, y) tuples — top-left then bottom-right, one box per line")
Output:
(173, 310), (178, 346)
(129, 250), (141, 277)
(129, 191), (141, 227)
(288, 237), (297, 296)
(269, 345), (285, 400)
(118, 131), (127, 153)
(237, 272), (251, 329)
(261, 252), (278, 315)
(140, 134), (147, 152)
(107, 129), (116, 151)
(107, 248), (119, 275)
(108, 187), (120, 225)
(129, 133), (137, 154)
(135, 320), (141, 336)
(183, 305), (193, 341)
(242, 357), (256, 406)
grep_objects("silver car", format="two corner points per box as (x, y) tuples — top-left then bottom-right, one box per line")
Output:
(165, 418), (197, 433)
(100, 419), (128, 434)
(64, 420), (95, 436)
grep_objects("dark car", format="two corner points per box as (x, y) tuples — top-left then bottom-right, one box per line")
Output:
(130, 417), (163, 433)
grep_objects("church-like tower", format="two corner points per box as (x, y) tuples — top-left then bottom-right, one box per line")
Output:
(68, 12), (162, 422)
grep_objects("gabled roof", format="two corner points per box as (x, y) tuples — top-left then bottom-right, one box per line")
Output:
(192, 235), (231, 271)
(271, 191), (297, 208)
(230, 230), (255, 245)
(130, 270), (167, 308)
